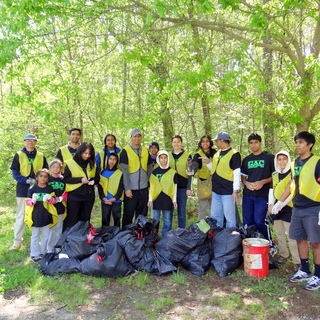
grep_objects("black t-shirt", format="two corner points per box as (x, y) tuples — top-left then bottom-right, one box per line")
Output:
(152, 167), (178, 210)
(27, 184), (54, 227)
(171, 150), (192, 189)
(292, 155), (320, 208)
(48, 176), (66, 215)
(241, 151), (275, 198)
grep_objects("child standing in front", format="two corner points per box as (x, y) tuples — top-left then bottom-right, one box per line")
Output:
(25, 169), (58, 262)
(98, 153), (124, 228)
(47, 159), (68, 252)
(148, 150), (178, 237)
(268, 150), (300, 270)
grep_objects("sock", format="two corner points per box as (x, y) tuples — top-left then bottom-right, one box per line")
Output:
(300, 259), (311, 274)
(314, 264), (320, 278)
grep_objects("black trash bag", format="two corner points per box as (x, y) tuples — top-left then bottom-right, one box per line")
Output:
(124, 215), (160, 246)
(152, 250), (177, 276)
(80, 238), (135, 277)
(238, 224), (257, 238)
(57, 221), (119, 260)
(211, 228), (243, 277)
(39, 252), (81, 276)
(156, 222), (209, 265)
(181, 239), (212, 277)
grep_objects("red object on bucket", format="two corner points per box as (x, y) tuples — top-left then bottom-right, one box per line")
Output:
(242, 238), (270, 278)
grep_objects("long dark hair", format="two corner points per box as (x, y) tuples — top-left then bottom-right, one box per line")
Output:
(73, 142), (96, 169)
(197, 135), (216, 157)
(107, 153), (119, 170)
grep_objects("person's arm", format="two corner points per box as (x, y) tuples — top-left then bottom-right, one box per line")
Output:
(113, 175), (124, 200)
(173, 184), (178, 209)
(63, 165), (83, 184)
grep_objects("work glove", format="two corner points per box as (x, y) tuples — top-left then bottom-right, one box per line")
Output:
(42, 194), (52, 202)
(88, 180), (95, 185)
(271, 201), (284, 214)
(31, 193), (38, 203)
(58, 192), (68, 203)
(25, 199), (35, 206)
(26, 178), (35, 185)
(47, 197), (57, 205)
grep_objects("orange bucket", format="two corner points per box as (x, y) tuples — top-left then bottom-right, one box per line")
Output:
(242, 238), (270, 278)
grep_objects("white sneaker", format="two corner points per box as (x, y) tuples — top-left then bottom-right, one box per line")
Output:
(304, 276), (320, 291)
(289, 269), (312, 283)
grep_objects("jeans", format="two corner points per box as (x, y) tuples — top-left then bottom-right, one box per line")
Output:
(242, 195), (272, 243)
(210, 192), (236, 228)
(177, 188), (187, 228)
(153, 209), (173, 237)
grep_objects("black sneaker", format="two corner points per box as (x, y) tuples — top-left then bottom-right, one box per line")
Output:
(31, 256), (42, 262)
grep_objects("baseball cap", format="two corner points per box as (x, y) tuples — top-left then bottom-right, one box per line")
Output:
(24, 134), (38, 141)
(248, 133), (262, 142)
(213, 132), (231, 141)
(131, 128), (142, 137)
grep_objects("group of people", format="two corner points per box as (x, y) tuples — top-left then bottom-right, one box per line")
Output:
(9, 128), (320, 291)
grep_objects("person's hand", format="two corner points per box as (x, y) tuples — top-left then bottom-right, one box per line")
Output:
(88, 180), (95, 185)
(31, 193), (38, 203)
(253, 180), (264, 190)
(186, 189), (192, 197)
(47, 197), (57, 205)
(199, 156), (210, 164)
(232, 192), (238, 204)
(271, 201), (284, 214)
(186, 169), (194, 176)
(173, 202), (177, 209)
(147, 201), (152, 208)
(26, 178), (35, 185)
(43, 194), (52, 202)
(125, 190), (133, 198)
(81, 177), (90, 184)
(25, 199), (35, 206)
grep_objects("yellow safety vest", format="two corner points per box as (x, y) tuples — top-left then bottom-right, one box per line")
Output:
(290, 155), (320, 202)
(18, 151), (44, 177)
(64, 159), (96, 192)
(195, 150), (211, 180)
(169, 151), (189, 179)
(272, 173), (293, 207)
(24, 192), (58, 229)
(149, 169), (176, 201)
(211, 148), (238, 181)
(123, 145), (148, 173)
(99, 169), (124, 200)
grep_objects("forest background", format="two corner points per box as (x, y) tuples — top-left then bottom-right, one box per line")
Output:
(1, 0), (320, 193)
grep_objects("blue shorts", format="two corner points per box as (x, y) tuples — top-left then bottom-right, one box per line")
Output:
(289, 206), (320, 243)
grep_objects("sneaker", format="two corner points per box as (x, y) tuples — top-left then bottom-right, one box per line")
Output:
(269, 246), (278, 257)
(9, 243), (21, 250)
(289, 269), (312, 283)
(304, 276), (320, 291)
(31, 256), (42, 262)
(277, 256), (287, 264)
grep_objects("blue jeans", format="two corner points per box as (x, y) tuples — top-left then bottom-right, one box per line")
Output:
(153, 209), (173, 237)
(177, 188), (187, 228)
(242, 195), (272, 242)
(210, 192), (236, 228)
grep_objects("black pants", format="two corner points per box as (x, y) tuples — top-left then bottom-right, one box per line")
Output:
(63, 197), (95, 231)
(122, 188), (148, 228)
(101, 203), (121, 227)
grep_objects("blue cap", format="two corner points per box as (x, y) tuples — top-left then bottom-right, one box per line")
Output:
(213, 132), (230, 141)
(24, 134), (38, 141)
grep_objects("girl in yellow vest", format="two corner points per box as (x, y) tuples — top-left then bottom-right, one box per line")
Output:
(98, 153), (124, 228)
(148, 150), (178, 237)
(268, 150), (300, 270)
(169, 135), (192, 228)
(63, 142), (100, 231)
(192, 135), (216, 220)
(24, 169), (58, 262)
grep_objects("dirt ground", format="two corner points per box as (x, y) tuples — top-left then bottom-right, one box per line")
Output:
(1, 264), (320, 320)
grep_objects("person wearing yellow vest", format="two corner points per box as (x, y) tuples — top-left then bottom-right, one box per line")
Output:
(56, 128), (82, 171)
(148, 150), (178, 237)
(268, 150), (300, 269)
(169, 135), (192, 228)
(120, 129), (153, 228)
(203, 132), (241, 228)
(192, 135), (216, 220)
(273, 132), (320, 291)
(95, 133), (121, 173)
(97, 153), (124, 228)
(10, 133), (48, 250)
(24, 168), (58, 262)
(63, 142), (99, 231)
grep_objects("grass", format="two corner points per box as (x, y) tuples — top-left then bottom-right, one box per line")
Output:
(0, 188), (318, 319)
